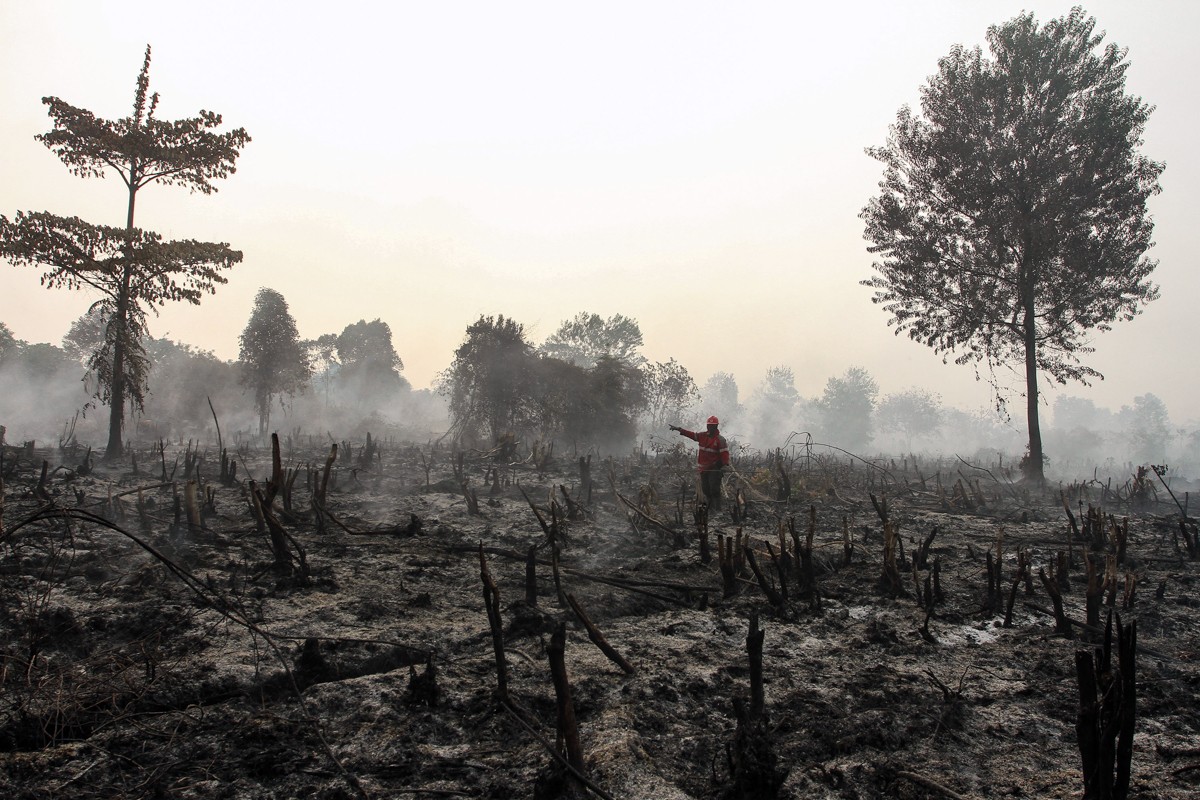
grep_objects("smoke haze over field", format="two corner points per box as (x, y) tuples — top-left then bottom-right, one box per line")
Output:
(1, 1), (1199, 449)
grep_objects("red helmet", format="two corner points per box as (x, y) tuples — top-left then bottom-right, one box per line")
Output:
(707, 415), (719, 425)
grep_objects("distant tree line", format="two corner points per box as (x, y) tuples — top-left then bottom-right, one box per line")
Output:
(1, 310), (1196, 479)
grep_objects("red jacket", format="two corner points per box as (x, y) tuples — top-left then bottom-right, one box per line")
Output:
(679, 428), (730, 471)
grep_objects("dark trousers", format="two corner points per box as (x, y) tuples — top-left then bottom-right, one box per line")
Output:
(700, 469), (723, 509)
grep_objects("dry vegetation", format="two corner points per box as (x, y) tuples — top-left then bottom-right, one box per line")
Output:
(1, 432), (1199, 799)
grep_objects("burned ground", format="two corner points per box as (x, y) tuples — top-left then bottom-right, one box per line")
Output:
(1, 436), (1198, 799)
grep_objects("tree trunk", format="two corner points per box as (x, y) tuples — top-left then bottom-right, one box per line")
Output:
(1022, 288), (1045, 483)
(105, 179), (140, 461)
(104, 270), (131, 460)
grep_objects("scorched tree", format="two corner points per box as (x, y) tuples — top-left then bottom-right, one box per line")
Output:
(860, 8), (1162, 482)
(0, 46), (249, 459)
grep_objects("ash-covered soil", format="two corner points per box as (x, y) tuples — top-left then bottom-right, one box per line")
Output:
(1, 436), (1198, 799)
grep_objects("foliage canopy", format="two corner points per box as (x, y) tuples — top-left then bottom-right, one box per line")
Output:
(0, 45), (248, 458)
(860, 7), (1161, 480)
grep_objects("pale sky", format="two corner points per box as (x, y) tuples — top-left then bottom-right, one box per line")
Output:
(2, 1), (1197, 424)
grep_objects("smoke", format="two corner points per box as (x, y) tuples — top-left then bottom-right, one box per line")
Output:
(2, 321), (1197, 484)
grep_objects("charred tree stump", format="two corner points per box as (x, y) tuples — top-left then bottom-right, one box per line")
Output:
(1075, 612), (1137, 800)
(731, 486), (748, 525)
(1111, 516), (1128, 566)
(551, 542), (567, 607)
(578, 455), (592, 504)
(1085, 555), (1104, 631)
(566, 593), (635, 675)
(745, 545), (784, 609)
(1004, 575), (1023, 628)
(723, 613), (786, 799)
(695, 503), (711, 564)
(525, 545), (538, 607)
(1039, 568), (1074, 638)
(250, 479), (307, 579)
(879, 520), (904, 596)
(35, 459), (50, 501)
(312, 443), (338, 534)
(1063, 491), (1081, 553)
(184, 479), (202, 530)
(548, 622), (587, 787)
(460, 480), (481, 516)
(778, 521), (793, 580)
(765, 541), (789, 608)
(478, 546), (509, 701)
(791, 511), (819, 607)
(405, 655), (439, 708)
(1122, 574), (1136, 610)
(914, 526), (938, 570)
(747, 612), (765, 719)
(719, 534), (738, 599)
(985, 551), (1002, 616)
(558, 485), (585, 521)
(842, 515), (853, 567)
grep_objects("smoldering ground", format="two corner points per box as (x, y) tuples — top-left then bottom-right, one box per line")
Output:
(1, 433), (1198, 799)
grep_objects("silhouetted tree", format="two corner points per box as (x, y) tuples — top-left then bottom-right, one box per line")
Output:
(0, 45), (249, 459)
(817, 367), (878, 452)
(143, 337), (241, 441)
(564, 355), (647, 451)
(0, 331), (88, 439)
(748, 366), (800, 446)
(0, 322), (19, 365)
(643, 358), (699, 429)
(701, 371), (741, 429)
(538, 312), (645, 369)
(442, 315), (536, 444)
(239, 288), (311, 436)
(861, 8), (1162, 482)
(877, 388), (943, 452)
(1125, 393), (1171, 463)
(335, 318), (410, 409)
(62, 307), (108, 367)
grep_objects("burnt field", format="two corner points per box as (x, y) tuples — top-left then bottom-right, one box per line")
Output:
(1, 434), (1198, 799)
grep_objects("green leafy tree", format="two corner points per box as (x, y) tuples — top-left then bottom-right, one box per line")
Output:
(817, 367), (879, 452)
(860, 8), (1162, 482)
(0, 46), (249, 459)
(876, 388), (943, 452)
(538, 312), (646, 369)
(239, 288), (312, 436)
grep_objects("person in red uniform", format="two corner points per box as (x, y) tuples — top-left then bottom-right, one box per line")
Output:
(669, 415), (731, 510)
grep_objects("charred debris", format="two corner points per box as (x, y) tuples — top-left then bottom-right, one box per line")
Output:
(1, 429), (1199, 799)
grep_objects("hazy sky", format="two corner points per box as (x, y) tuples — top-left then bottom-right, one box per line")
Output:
(2, 1), (1197, 425)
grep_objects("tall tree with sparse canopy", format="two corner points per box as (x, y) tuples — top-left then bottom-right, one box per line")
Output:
(860, 8), (1162, 482)
(0, 46), (249, 459)
(239, 288), (311, 436)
